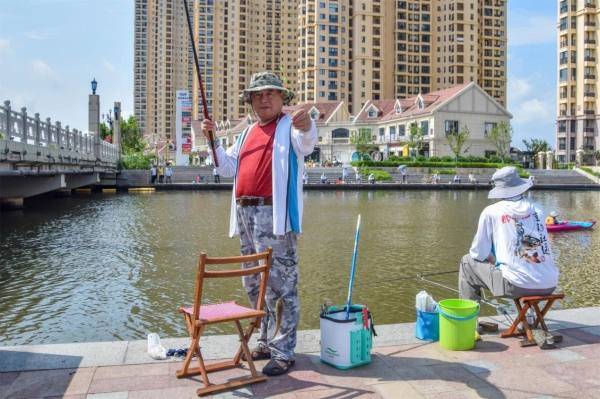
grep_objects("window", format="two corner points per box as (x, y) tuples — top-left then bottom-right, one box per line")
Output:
(310, 109), (320, 120)
(444, 120), (459, 136)
(484, 122), (497, 137)
(394, 103), (402, 114)
(389, 126), (396, 142)
(398, 125), (406, 136)
(558, 138), (566, 150)
(420, 121), (429, 136)
(367, 107), (378, 118)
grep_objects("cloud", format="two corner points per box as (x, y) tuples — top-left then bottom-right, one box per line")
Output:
(0, 38), (10, 51)
(31, 59), (57, 81)
(102, 59), (116, 73)
(509, 78), (532, 100)
(24, 30), (50, 40)
(509, 14), (556, 47)
(512, 98), (553, 124)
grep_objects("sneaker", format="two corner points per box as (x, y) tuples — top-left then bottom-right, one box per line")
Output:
(262, 358), (295, 376)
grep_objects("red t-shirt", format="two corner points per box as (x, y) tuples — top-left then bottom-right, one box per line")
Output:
(235, 118), (278, 198)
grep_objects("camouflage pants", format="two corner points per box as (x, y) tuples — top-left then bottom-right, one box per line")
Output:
(237, 205), (299, 361)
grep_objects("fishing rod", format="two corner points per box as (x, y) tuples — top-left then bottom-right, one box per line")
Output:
(182, 0), (219, 167)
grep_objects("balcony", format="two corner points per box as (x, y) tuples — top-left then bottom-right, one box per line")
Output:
(584, 127), (595, 133)
(584, 109), (596, 114)
(585, 1), (596, 8)
(584, 74), (596, 79)
(585, 39), (597, 44)
(584, 91), (596, 97)
(584, 56), (596, 62)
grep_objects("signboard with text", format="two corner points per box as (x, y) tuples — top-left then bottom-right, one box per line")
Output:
(175, 90), (193, 165)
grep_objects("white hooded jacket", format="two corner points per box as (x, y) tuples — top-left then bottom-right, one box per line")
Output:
(470, 197), (559, 289)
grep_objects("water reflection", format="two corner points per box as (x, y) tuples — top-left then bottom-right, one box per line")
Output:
(0, 190), (598, 345)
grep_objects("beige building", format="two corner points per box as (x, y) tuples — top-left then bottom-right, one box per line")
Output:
(135, 0), (193, 147)
(297, 0), (507, 114)
(556, 0), (599, 163)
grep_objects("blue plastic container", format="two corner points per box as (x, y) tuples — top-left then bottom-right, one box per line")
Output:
(415, 309), (439, 341)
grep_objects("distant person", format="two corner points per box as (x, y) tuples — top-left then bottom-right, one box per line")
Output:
(342, 167), (348, 183)
(150, 164), (157, 184)
(368, 173), (375, 184)
(468, 174), (477, 184)
(303, 170), (309, 185)
(528, 175), (536, 186)
(320, 172), (328, 184)
(458, 166), (559, 302)
(165, 164), (173, 184)
(453, 174), (461, 184)
(213, 167), (220, 183)
(398, 165), (408, 183)
(158, 164), (165, 183)
(545, 211), (560, 225)
(355, 170), (361, 184)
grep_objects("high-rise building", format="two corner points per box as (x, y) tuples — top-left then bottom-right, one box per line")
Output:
(135, 0), (507, 146)
(134, 0), (192, 145)
(297, 0), (507, 114)
(193, 0), (299, 122)
(556, 0), (599, 163)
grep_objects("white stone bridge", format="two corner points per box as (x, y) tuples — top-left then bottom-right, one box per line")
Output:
(0, 100), (119, 207)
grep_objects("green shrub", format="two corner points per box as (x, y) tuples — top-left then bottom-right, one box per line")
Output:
(431, 168), (456, 175)
(120, 152), (155, 170)
(519, 170), (530, 178)
(359, 167), (392, 181)
(581, 167), (600, 178)
(351, 160), (519, 169)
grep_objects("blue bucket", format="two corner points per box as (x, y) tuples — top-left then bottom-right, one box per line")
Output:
(416, 309), (439, 341)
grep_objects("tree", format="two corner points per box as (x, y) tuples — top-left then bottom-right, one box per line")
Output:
(408, 123), (425, 158)
(120, 116), (146, 154)
(350, 128), (378, 160)
(446, 124), (471, 162)
(487, 121), (512, 161)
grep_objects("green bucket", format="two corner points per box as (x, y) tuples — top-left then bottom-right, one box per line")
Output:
(438, 299), (480, 351)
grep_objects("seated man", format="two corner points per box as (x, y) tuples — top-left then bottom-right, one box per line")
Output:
(545, 211), (560, 225)
(468, 173), (477, 184)
(320, 172), (328, 184)
(368, 173), (376, 184)
(459, 166), (559, 302)
(453, 174), (461, 184)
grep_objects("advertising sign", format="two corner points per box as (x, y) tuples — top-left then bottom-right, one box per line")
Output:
(175, 90), (193, 165)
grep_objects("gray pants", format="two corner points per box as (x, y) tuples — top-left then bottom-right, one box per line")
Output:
(237, 205), (299, 361)
(458, 254), (555, 301)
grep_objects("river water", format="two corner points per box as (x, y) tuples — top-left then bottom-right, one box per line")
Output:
(1, 190), (598, 345)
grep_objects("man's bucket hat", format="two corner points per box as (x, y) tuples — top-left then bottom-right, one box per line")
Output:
(488, 166), (533, 199)
(241, 71), (295, 105)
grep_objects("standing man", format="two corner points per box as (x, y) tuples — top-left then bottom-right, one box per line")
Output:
(398, 164), (408, 183)
(213, 166), (220, 183)
(150, 164), (157, 184)
(458, 166), (559, 302)
(342, 166), (348, 183)
(200, 71), (317, 376)
(165, 163), (173, 184)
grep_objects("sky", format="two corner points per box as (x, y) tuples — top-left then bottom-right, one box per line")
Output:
(0, 0), (557, 149)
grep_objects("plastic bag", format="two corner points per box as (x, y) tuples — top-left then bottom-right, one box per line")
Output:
(415, 290), (437, 313)
(147, 333), (167, 360)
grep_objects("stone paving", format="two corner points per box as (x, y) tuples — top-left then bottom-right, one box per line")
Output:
(1, 307), (600, 399)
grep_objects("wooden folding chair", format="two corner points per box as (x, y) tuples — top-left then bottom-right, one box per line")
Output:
(500, 293), (565, 347)
(176, 248), (273, 396)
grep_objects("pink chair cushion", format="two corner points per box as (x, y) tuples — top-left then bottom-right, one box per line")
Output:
(182, 301), (258, 322)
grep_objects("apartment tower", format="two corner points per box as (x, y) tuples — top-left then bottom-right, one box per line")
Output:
(556, 0), (599, 163)
(134, 0), (192, 144)
(297, 0), (507, 114)
(193, 0), (299, 122)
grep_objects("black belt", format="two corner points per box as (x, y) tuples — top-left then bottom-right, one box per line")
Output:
(236, 196), (273, 207)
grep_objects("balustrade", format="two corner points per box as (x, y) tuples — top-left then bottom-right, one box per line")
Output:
(0, 99), (118, 165)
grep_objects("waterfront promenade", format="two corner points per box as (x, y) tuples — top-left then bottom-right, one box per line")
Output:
(1, 306), (599, 398)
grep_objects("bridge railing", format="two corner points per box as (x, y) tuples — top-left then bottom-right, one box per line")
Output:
(0, 100), (118, 165)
